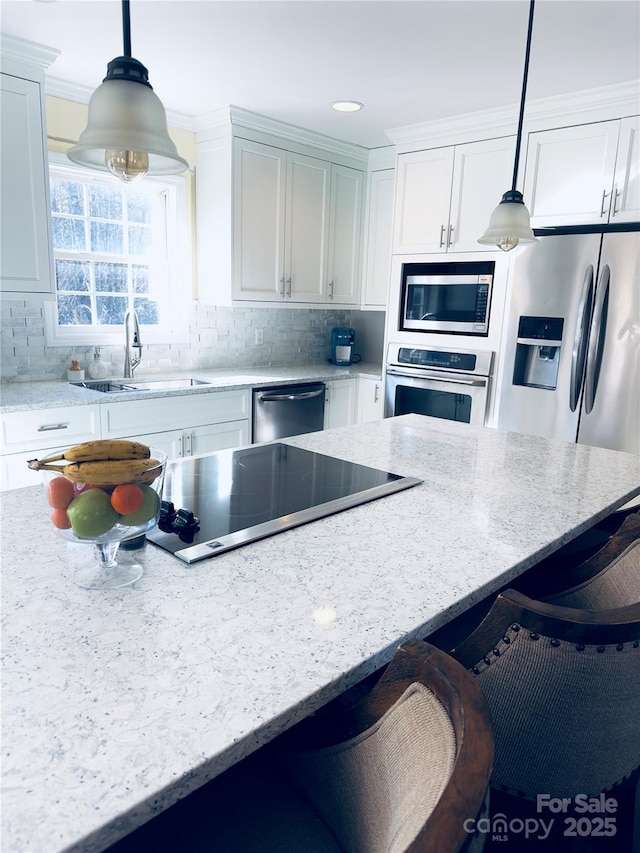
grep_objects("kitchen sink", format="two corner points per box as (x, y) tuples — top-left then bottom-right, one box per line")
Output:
(131, 378), (213, 390)
(71, 378), (212, 393)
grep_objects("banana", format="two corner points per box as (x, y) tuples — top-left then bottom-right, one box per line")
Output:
(28, 457), (163, 486)
(36, 439), (151, 465)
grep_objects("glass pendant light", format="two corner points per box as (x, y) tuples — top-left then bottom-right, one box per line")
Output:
(67, 1), (188, 182)
(478, 0), (538, 252)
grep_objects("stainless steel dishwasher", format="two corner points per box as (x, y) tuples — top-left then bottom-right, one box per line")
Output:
(252, 383), (325, 442)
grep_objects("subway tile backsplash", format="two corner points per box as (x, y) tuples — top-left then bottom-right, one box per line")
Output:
(1, 299), (385, 382)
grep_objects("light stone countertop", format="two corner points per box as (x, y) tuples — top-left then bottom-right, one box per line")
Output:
(2, 414), (640, 853)
(0, 362), (382, 413)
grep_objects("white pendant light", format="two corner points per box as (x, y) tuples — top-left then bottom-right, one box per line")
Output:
(478, 0), (538, 252)
(67, 1), (188, 182)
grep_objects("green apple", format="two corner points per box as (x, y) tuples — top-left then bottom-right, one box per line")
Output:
(67, 489), (119, 538)
(119, 485), (160, 526)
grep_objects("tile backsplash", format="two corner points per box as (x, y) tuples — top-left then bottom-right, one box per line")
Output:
(1, 299), (385, 382)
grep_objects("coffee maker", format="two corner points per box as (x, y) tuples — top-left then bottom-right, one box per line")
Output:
(331, 327), (356, 365)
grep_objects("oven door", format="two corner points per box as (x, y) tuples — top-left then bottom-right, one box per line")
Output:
(385, 366), (489, 426)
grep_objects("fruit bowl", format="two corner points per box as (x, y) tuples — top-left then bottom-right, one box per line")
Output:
(32, 443), (167, 589)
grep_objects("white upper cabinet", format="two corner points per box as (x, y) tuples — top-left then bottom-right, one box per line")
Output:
(197, 114), (365, 308)
(1, 38), (58, 297)
(362, 168), (395, 308)
(392, 137), (515, 254)
(523, 116), (640, 227)
(283, 151), (331, 303)
(327, 164), (363, 305)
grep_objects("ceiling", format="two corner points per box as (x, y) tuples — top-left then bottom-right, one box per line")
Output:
(1, 0), (639, 149)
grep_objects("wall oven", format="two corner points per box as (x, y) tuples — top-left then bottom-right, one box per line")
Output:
(399, 261), (494, 336)
(385, 343), (493, 426)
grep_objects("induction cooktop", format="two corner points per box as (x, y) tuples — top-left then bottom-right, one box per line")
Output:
(146, 442), (422, 563)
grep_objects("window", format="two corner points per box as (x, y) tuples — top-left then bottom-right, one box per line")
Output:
(45, 154), (190, 346)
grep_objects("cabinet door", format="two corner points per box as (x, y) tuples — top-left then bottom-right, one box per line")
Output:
(449, 136), (516, 252)
(611, 116), (640, 222)
(323, 379), (358, 429)
(233, 138), (287, 301)
(189, 420), (250, 455)
(392, 148), (454, 253)
(122, 429), (184, 460)
(1, 74), (53, 295)
(362, 169), (395, 308)
(356, 377), (384, 424)
(523, 121), (620, 227)
(285, 152), (330, 302)
(327, 164), (363, 305)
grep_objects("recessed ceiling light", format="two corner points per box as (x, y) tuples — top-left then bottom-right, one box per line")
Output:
(331, 101), (364, 113)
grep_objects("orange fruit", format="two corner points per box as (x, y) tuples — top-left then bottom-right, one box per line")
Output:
(46, 476), (75, 509)
(110, 484), (145, 515)
(51, 508), (71, 529)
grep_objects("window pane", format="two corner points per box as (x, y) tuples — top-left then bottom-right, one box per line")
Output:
(89, 185), (123, 220)
(51, 216), (86, 251)
(128, 225), (152, 255)
(95, 262), (127, 293)
(96, 295), (128, 325)
(90, 221), (123, 253)
(50, 180), (84, 215)
(55, 260), (90, 292)
(132, 265), (149, 293)
(127, 193), (152, 224)
(57, 295), (93, 325)
(134, 297), (159, 324)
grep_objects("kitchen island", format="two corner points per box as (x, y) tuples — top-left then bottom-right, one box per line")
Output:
(2, 414), (640, 853)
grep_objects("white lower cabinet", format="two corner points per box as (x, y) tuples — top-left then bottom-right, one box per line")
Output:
(0, 404), (101, 491)
(100, 389), (251, 459)
(323, 379), (358, 430)
(357, 377), (384, 424)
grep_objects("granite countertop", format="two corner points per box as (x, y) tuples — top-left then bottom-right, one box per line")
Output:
(2, 414), (640, 853)
(0, 363), (383, 413)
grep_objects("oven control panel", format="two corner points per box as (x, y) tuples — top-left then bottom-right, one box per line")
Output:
(396, 347), (477, 372)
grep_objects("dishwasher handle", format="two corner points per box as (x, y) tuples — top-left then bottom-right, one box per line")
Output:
(258, 389), (325, 402)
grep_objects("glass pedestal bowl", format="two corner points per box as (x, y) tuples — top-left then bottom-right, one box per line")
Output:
(41, 450), (167, 589)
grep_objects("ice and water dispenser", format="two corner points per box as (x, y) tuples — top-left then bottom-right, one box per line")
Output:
(512, 316), (564, 390)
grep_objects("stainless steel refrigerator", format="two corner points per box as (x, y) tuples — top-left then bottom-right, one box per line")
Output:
(496, 231), (639, 456)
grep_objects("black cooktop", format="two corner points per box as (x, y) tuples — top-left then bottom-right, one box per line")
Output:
(146, 442), (422, 563)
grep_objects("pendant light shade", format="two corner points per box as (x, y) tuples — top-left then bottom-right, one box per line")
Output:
(67, 3), (188, 182)
(478, 0), (538, 252)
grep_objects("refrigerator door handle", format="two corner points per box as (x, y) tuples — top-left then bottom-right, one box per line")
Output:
(583, 264), (611, 415)
(569, 266), (595, 413)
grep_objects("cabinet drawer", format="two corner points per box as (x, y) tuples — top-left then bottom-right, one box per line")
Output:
(1, 405), (100, 454)
(101, 390), (250, 438)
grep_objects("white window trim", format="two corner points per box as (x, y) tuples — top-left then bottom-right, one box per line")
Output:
(44, 152), (191, 347)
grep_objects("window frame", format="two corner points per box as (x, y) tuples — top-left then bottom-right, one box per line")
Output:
(44, 152), (191, 347)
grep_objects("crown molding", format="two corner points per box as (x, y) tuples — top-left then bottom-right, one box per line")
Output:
(386, 81), (640, 152)
(44, 76), (198, 132)
(195, 104), (370, 165)
(1, 34), (60, 74)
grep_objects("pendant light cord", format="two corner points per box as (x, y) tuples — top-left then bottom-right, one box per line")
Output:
(511, 0), (535, 192)
(122, 0), (132, 58)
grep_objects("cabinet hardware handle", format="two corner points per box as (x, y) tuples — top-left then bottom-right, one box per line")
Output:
(600, 189), (611, 218)
(374, 384), (380, 403)
(280, 277), (285, 296)
(286, 277), (292, 298)
(185, 433), (192, 455)
(37, 423), (69, 432)
(439, 225), (446, 248)
(447, 224), (454, 248)
(612, 185), (622, 216)
(178, 434), (184, 457)
(328, 280), (334, 300)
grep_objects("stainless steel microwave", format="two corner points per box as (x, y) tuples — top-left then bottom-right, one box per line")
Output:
(399, 261), (494, 336)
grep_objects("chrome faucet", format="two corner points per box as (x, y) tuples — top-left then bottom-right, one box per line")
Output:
(123, 308), (142, 378)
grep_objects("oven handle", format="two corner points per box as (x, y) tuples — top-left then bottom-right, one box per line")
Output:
(386, 366), (488, 387)
(258, 389), (325, 402)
